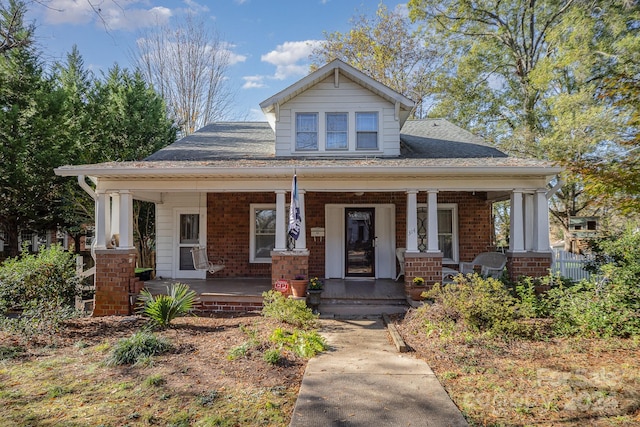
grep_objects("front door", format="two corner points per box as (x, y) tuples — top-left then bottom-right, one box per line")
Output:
(345, 208), (375, 277)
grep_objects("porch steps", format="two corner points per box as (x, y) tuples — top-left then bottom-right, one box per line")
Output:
(318, 297), (409, 317)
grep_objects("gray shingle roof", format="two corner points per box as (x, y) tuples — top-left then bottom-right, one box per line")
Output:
(145, 122), (275, 161)
(400, 119), (507, 158)
(144, 119), (507, 162)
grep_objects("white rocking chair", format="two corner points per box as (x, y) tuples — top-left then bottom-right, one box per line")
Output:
(190, 246), (225, 274)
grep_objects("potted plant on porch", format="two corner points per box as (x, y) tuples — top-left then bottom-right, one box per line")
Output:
(290, 274), (308, 297)
(306, 277), (324, 314)
(409, 276), (426, 301)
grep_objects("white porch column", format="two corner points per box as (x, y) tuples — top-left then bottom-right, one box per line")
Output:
(295, 190), (307, 250)
(110, 192), (120, 242)
(427, 190), (439, 253)
(95, 190), (108, 249)
(510, 190), (525, 252)
(534, 189), (551, 251)
(406, 190), (419, 253)
(524, 193), (535, 251)
(117, 190), (134, 249)
(275, 190), (287, 251)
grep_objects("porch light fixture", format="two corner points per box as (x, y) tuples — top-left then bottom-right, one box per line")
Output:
(354, 192), (364, 196)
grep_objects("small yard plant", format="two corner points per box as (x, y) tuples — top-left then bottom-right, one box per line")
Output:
(269, 327), (327, 358)
(105, 331), (172, 366)
(137, 282), (197, 328)
(261, 290), (318, 329)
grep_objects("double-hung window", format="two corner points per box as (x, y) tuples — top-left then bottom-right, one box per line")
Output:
(356, 112), (378, 150)
(250, 205), (277, 263)
(296, 113), (318, 150)
(417, 204), (458, 263)
(326, 112), (348, 150)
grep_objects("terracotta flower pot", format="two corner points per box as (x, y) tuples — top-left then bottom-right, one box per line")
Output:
(290, 279), (308, 297)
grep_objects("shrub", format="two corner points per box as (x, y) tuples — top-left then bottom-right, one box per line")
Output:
(424, 274), (520, 335)
(269, 327), (327, 358)
(263, 348), (282, 364)
(261, 290), (318, 329)
(0, 245), (81, 312)
(105, 331), (172, 366)
(137, 283), (197, 328)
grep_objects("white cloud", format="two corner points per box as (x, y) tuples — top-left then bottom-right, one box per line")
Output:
(182, 0), (210, 14)
(261, 40), (322, 80)
(41, 0), (172, 31)
(242, 75), (266, 89)
(227, 51), (248, 65)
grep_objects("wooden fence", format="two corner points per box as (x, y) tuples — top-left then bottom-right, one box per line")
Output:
(551, 248), (593, 281)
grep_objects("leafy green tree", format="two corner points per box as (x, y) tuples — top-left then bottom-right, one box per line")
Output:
(0, 1), (71, 257)
(408, 0), (638, 240)
(0, 0), (32, 54)
(311, 3), (436, 117)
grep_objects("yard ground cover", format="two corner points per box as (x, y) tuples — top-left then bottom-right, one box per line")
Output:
(396, 308), (640, 426)
(0, 315), (305, 426)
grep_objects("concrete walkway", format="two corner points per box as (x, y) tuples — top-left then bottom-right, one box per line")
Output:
(289, 318), (469, 427)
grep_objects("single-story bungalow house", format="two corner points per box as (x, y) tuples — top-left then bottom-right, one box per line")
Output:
(55, 59), (561, 316)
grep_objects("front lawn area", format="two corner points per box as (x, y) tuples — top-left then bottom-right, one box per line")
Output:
(0, 314), (306, 426)
(396, 307), (640, 426)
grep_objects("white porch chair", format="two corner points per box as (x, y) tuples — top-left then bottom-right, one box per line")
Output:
(395, 247), (406, 281)
(190, 246), (225, 274)
(459, 252), (507, 278)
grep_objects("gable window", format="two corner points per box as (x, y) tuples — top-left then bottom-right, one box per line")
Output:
(326, 113), (348, 150)
(356, 112), (378, 150)
(417, 204), (458, 263)
(296, 113), (318, 150)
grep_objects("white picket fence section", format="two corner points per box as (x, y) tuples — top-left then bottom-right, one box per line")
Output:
(551, 248), (593, 281)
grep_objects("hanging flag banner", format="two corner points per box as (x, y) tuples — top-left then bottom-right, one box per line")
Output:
(288, 174), (302, 240)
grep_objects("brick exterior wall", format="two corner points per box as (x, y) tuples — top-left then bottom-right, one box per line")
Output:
(207, 191), (494, 280)
(93, 249), (140, 316)
(507, 252), (553, 282)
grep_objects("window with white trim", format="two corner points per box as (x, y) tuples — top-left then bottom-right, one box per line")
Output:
(296, 113), (318, 150)
(356, 112), (378, 149)
(417, 204), (458, 263)
(326, 112), (348, 150)
(250, 205), (277, 263)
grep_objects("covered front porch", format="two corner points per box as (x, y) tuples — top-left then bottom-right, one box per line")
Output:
(142, 277), (408, 316)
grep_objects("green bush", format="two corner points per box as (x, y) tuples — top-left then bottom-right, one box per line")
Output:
(269, 327), (327, 358)
(261, 290), (318, 329)
(137, 283), (197, 328)
(105, 331), (172, 366)
(543, 226), (640, 338)
(263, 348), (282, 364)
(0, 245), (81, 312)
(424, 274), (520, 335)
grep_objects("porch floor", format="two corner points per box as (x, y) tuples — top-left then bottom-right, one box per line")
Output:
(142, 277), (409, 316)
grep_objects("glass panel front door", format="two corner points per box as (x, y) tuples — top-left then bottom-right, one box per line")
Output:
(179, 213), (199, 270)
(345, 208), (375, 277)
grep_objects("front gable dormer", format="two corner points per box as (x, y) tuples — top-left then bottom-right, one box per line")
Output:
(259, 59), (414, 158)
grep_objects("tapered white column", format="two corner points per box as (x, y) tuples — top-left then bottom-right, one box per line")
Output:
(118, 190), (134, 249)
(110, 193), (120, 243)
(427, 190), (439, 253)
(534, 189), (551, 251)
(510, 190), (525, 252)
(406, 190), (419, 253)
(95, 190), (108, 249)
(295, 190), (307, 250)
(275, 190), (286, 251)
(524, 193), (534, 251)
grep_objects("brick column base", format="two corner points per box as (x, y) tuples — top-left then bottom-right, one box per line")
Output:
(93, 249), (138, 317)
(507, 252), (552, 283)
(404, 252), (443, 300)
(271, 250), (310, 294)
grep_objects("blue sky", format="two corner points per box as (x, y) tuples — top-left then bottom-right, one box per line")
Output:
(28, 0), (408, 121)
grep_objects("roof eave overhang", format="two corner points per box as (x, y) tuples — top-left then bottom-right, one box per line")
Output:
(55, 165), (563, 180)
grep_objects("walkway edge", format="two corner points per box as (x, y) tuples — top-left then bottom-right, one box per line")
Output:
(382, 313), (408, 352)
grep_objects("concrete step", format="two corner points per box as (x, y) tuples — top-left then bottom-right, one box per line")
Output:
(318, 301), (409, 317)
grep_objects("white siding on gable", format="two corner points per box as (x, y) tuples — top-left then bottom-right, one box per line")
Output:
(275, 75), (401, 157)
(155, 192), (206, 279)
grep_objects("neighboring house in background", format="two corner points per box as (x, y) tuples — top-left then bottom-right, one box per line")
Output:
(55, 59), (561, 316)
